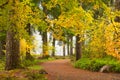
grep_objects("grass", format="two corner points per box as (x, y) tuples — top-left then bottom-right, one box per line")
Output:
(0, 57), (5, 71)
(28, 65), (43, 70)
(0, 56), (53, 80)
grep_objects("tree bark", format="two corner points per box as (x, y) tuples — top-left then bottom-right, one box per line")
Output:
(0, 40), (5, 58)
(5, 30), (21, 70)
(115, 0), (120, 10)
(0, 41), (2, 58)
(5, 0), (21, 70)
(52, 38), (55, 57)
(42, 31), (48, 57)
(63, 42), (66, 56)
(75, 35), (82, 61)
(25, 23), (33, 60)
(70, 36), (73, 56)
(67, 35), (70, 56)
(115, 0), (120, 22)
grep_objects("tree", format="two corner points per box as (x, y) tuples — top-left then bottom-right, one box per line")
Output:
(52, 38), (55, 57)
(5, 30), (21, 70)
(0, 32), (6, 58)
(5, 0), (39, 70)
(5, 0), (21, 70)
(0, 40), (5, 58)
(75, 35), (82, 60)
(63, 41), (66, 56)
(115, 0), (120, 22)
(70, 35), (73, 56)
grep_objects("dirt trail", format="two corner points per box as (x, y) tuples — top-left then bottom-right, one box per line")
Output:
(41, 59), (120, 80)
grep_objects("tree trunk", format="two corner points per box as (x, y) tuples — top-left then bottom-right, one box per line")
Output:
(0, 40), (5, 58)
(63, 42), (66, 56)
(5, 0), (21, 70)
(115, 0), (120, 10)
(115, 0), (120, 22)
(75, 35), (82, 61)
(5, 30), (21, 70)
(70, 36), (73, 56)
(25, 23), (33, 60)
(26, 48), (34, 60)
(67, 35), (70, 56)
(42, 31), (48, 57)
(0, 41), (2, 58)
(52, 38), (55, 57)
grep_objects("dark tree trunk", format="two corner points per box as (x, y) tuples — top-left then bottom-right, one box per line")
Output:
(0, 40), (5, 58)
(0, 41), (2, 58)
(25, 23), (33, 60)
(115, 0), (120, 22)
(52, 38), (55, 57)
(63, 42), (66, 56)
(5, 30), (21, 70)
(67, 35), (70, 56)
(75, 35), (82, 61)
(42, 31), (48, 57)
(26, 48), (34, 60)
(115, 0), (120, 10)
(70, 36), (73, 56)
(5, 0), (21, 70)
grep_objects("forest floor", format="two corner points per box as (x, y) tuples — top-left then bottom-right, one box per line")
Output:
(41, 59), (120, 80)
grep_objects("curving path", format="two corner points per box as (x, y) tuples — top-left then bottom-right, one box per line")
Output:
(41, 59), (120, 80)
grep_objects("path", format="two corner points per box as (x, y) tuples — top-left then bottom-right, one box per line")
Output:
(41, 59), (120, 80)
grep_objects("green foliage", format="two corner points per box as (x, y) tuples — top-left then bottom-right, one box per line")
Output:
(22, 57), (55, 67)
(0, 33), (6, 41)
(0, 69), (47, 80)
(0, 57), (5, 71)
(0, 77), (19, 80)
(26, 71), (47, 80)
(22, 59), (40, 67)
(74, 57), (120, 72)
(28, 65), (42, 70)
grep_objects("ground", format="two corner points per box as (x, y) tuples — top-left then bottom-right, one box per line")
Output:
(41, 59), (120, 80)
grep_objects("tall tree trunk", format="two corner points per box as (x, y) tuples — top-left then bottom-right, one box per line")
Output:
(115, 0), (120, 22)
(70, 36), (73, 56)
(115, 0), (120, 10)
(67, 35), (70, 56)
(63, 42), (66, 56)
(5, 0), (21, 70)
(0, 41), (2, 58)
(75, 35), (82, 61)
(5, 30), (21, 70)
(0, 40), (5, 58)
(42, 31), (48, 57)
(25, 23), (33, 60)
(52, 38), (55, 57)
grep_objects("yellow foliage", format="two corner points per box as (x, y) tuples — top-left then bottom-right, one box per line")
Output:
(20, 39), (27, 55)
(93, 5), (99, 10)
(20, 39), (34, 56)
(105, 22), (120, 59)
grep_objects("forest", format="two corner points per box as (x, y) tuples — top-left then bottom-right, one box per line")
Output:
(0, 0), (120, 80)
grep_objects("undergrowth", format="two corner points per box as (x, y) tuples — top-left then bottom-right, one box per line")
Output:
(74, 57), (120, 73)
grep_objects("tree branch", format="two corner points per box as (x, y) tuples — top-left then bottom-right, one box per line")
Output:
(0, 0), (9, 9)
(111, 19), (119, 36)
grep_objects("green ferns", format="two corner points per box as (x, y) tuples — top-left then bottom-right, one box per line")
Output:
(74, 57), (120, 72)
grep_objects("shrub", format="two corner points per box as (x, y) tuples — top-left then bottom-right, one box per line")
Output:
(26, 71), (47, 80)
(74, 57), (120, 72)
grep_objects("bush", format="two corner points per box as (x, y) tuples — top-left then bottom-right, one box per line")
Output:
(74, 57), (120, 72)
(22, 59), (41, 67)
(26, 71), (47, 80)
(0, 58), (5, 71)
